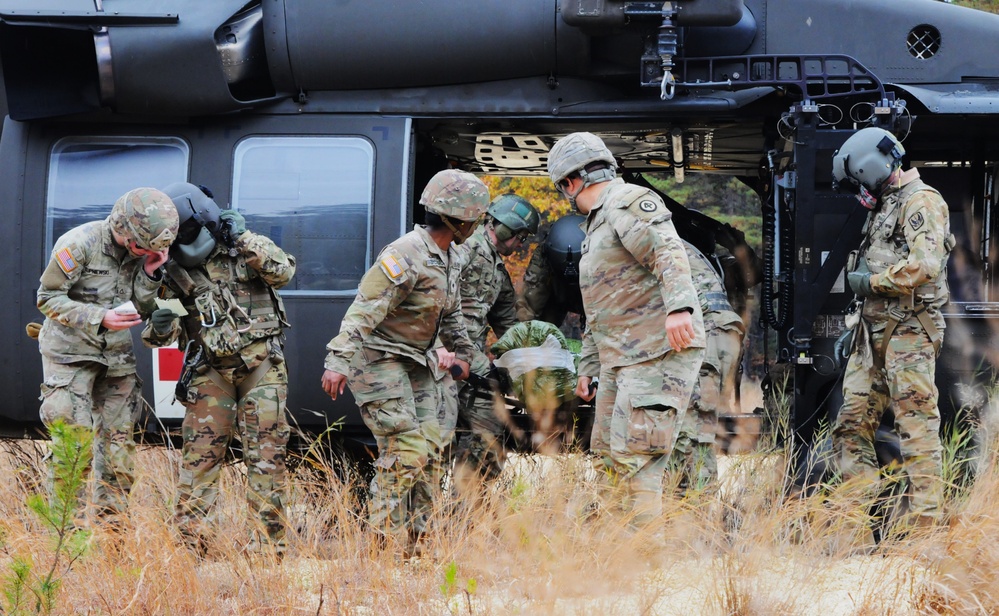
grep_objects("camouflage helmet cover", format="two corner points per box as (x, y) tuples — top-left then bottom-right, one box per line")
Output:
(420, 169), (490, 222)
(547, 132), (616, 185)
(832, 127), (906, 194)
(488, 193), (541, 238)
(109, 187), (179, 251)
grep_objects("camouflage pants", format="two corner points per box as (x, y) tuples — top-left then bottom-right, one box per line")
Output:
(673, 326), (743, 491)
(38, 357), (140, 518)
(590, 347), (704, 525)
(175, 359), (290, 551)
(832, 319), (944, 525)
(454, 381), (506, 483)
(348, 350), (449, 545)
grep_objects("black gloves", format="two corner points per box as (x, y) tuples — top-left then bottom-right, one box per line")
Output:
(150, 308), (179, 334)
(847, 259), (873, 297)
(833, 328), (855, 370)
(219, 209), (246, 238)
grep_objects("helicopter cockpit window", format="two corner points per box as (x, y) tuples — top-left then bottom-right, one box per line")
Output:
(232, 136), (374, 294)
(45, 137), (190, 257)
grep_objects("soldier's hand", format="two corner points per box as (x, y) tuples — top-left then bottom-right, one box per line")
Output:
(847, 271), (873, 297)
(833, 328), (855, 370)
(102, 309), (143, 331)
(451, 359), (470, 380)
(143, 249), (170, 277)
(321, 369), (347, 400)
(666, 310), (695, 350)
(220, 209), (246, 238)
(150, 308), (179, 334)
(435, 348), (456, 370)
(575, 376), (595, 401)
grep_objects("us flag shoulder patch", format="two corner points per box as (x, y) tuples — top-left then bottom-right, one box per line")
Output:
(380, 255), (405, 279)
(55, 248), (78, 275)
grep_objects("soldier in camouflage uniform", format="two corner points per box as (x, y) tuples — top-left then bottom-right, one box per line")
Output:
(831, 127), (955, 530)
(548, 132), (706, 526)
(672, 241), (745, 492)
(140, 183), (296, 555)
(37, 187), (179, 520)
(322, 169), (490, 555)
(454, 194), (540, 488)
(515, 214), (586, 334)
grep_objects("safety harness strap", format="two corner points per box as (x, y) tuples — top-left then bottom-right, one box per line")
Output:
(874, 293), (942, 372)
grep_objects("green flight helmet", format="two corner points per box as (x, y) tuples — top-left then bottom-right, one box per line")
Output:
(420, 169), (490, 222)
(162, 182), (222, 267)
(832, 127), (906, 195)
(488, 194), (541, 241)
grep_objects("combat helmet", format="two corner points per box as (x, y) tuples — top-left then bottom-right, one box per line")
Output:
(547, 132), (617, 187)
(420, 169), (490, 222)
(109, 187), (179, 251)
(488, 194), (541, 241)
(162, 182), (223, 267)
(545, 214), (586, 281)
(832, 127), (905, 195)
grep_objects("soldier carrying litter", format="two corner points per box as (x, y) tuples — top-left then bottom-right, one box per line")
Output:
(453, 193), (540, 499)
(321, 169), (491, 558)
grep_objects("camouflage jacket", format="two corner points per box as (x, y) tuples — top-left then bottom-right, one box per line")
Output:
(324, 225), (487, 377)
(578, 179), (706, 376)
(684, 241), (745, 333)
(862, 169), (954, 326)
(515, 241), (550, 322)
(141, 231), (295, 370)
(516, 227), (585, 324)
(456, 227), (518, 351)
(37, 219), (162, 377)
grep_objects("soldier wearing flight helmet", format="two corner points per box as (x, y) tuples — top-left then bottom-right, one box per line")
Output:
(831, 126), (956, 535)
(141, 182), (296, 556)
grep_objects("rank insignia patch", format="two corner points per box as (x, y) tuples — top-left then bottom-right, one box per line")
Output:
(56, 248), (78, 275)
(908, 212), (925, 232)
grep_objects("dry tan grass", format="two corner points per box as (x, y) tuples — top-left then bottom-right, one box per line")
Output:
(1, 420), (998, 616)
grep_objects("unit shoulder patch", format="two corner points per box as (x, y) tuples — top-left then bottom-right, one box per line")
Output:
(624, 193), (672, 222)
(908, 212), (925, 232)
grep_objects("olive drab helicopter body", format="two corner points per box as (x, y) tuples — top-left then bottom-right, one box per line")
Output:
(1, 0), (997, 476)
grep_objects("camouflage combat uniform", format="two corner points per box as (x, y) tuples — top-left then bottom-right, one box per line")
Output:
(832, 168), (954, 527)
(37, 201), (174, 517)
(515, 230), (585, 328)
(578, 178), (706, 525)
(324, 225), (486, 546)
(672, 241), (745, 490)
(454, 226), (519, 481)
(142, 231), (295, 551)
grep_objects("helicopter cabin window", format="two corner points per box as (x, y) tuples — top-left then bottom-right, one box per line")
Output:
(45, 137), (190, 257)
(232, 136), (374, 294)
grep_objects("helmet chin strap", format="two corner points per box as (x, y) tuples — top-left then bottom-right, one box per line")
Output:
(442, 216), (478, 244)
